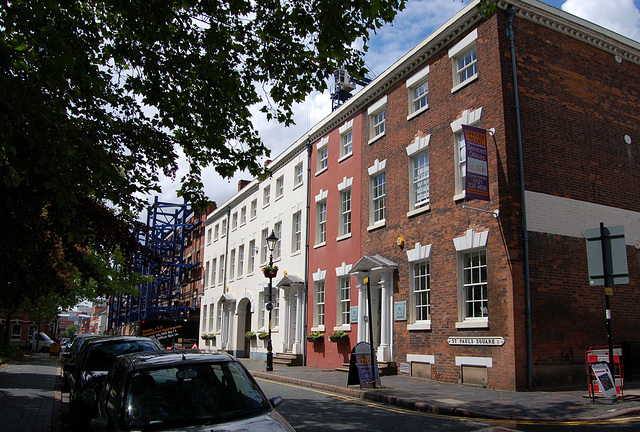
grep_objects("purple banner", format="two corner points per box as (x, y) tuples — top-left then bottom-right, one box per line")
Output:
(462, 125), (489, 201)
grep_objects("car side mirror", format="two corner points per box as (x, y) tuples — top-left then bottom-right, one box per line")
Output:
(89, 417), (109, 430)
(269, 396), (283, 408)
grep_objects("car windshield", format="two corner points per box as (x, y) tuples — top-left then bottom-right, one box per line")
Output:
(123, 361), (270, 429)
(84, 341), (159, 372)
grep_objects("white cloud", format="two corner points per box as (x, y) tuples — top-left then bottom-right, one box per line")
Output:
(561, 0), (640, 41)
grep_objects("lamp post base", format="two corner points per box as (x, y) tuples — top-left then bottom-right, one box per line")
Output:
(266, 351), (273, 371)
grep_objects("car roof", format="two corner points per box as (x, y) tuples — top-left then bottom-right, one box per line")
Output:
(116, 350), (236, 371)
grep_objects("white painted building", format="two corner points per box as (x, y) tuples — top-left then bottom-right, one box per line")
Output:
(200, 140), (310, 361)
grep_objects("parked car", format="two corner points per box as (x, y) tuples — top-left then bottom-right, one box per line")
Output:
(90, 350), (295, 431)
(64, 336), (163, 428)
(61, 334), (106, 392)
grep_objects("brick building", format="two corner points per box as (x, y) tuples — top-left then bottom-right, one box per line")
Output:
(301, 0), (640, 390)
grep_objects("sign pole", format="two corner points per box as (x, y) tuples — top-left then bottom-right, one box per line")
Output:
(599, 222), (615, 374)
(365, 277), (376, 389)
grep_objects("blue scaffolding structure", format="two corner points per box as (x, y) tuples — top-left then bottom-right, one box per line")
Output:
(107, 198), (200, 333)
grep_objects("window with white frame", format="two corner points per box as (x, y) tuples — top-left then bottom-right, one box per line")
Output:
(204, 261), (210, 287)
(406, 242), (432, 330)
(339, 119), (354, 159)
(216, 302), (223, 331)
(292, 211), (302, 253)
(368, 96), (387, 143)
(340, 189), (351, 236)
(276, 175), (284, 199)
(218, 255), (224, 284)
(294, 162), (304, 186)
(238, 245), (244, 277)
(453, 229), (489, 329)
(11, 324), (21, 339)
(338, 276), (351, 326)
(214, 224), (219, 241)
(406, 135), (431, 212)
(207, 228), (212, 244)
(315, 280), (325, 327)
(248, 240), (256, 273)
(263, 185), (271, 207)
(229, 249), (236, 279)
(250, 199), (257, 219)
(261, 228), (269, 263)
(221, 219), (227, 237)
(211, 258), (217, 285)
(209, 303), (215, 331)
(260, 289), (280, 329)
(240, 206), (246, 225)
(273, 222), (282, 260)
(407, 65), (429, 119)
(232, 212), (238, 230)
(201, 305), (208, 332)
(449, 29), (478, 92)
(317, 200), (326, 244)
(372, 173), (386, 224)
(412, 261), (431, 322)
(316, 136), (328, 173)
(450, 108), (482, 199)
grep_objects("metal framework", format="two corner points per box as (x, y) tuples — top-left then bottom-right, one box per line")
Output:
(107, 198), (200, 332)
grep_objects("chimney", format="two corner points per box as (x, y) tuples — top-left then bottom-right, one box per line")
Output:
(238, 180), (251, 192)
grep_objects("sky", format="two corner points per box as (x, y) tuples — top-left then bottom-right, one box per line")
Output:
(152, 0), (640, 212)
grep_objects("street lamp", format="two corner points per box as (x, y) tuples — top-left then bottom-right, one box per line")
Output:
(265, 230), (279, 371)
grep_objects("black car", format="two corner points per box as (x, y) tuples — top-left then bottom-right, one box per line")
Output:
(91, 350), (295, 431)
(64, 336), (163, 428)
(61, 334), (106, 391)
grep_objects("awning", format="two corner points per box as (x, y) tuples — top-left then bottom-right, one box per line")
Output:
(277, 274), (304, 287)
(349, 254), (397, 276)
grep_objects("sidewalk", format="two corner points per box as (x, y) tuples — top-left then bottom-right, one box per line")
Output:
(241, 359), (640, 422)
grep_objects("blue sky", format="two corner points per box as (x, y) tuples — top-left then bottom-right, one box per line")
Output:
(157, 0), (640, 208)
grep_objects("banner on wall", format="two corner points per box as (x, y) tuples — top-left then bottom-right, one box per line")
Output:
(462, 125), (490, 201)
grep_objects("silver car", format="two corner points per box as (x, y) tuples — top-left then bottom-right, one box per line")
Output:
(91, 350), (295, 431)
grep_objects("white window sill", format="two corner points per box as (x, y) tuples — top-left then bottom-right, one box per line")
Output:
(368, 132), (386, 145)
(275, 195), (283, 202)
(407, 322), (432, 331)
(367, 219), (386, 231)
(291, 250), (301, 257)
(262, 203), (270, 209)
(407, 204), (430, 218)
(311, 325), (325, 332)
(313, 241), (326, 249)
(338, 152), (353, 163)
(315, 167), (328, 176)
(453, 192), (465, 202)
(407, 105), (429, 121)
(293, 182), (303, 191)
(451, 74), (478, 94)
(334, 325), (351, 332)
(336, 233), (352, 242)
(455, 318), (489, 329)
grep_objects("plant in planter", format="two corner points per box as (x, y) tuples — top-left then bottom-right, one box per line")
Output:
(329, 330), (349, 342)
(245, 331), (256, 339)
(306, 331), (324, 342)
(258, 331), (269, 340)
(262, 265), (279, 279)
(201, 332), (216, 342)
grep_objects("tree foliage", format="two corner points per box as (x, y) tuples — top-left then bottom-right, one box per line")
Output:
(0, 0), (406, 316)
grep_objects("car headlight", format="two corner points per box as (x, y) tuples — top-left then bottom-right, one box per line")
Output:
(81, 388), (97, 404)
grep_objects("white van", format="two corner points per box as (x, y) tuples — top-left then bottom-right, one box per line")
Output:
(31, 332), (54, 352)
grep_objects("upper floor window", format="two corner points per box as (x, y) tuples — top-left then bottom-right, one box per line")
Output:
(367, 159), (386, 229)
(449, 29), (478, 92)
(263, 185), (271, 207)
(240, 206), (247, 226)
(407, 65), (429, 119)
(214, 224), (219, 241)
(367, 96), (387, 144)
(294, 162), (304, 187)
(232, 212), (238, 230)
(229, 249), (236, 279)
(316, 200), (327, 245)
(248, 239), (256, 273)
(273, 222), (282, 260)
(237, 244), (244, 277)
(250, 199), (257, 219)
(340, 189), (352, 237)
(292, 211), (302, 253)
(276, 175), (284, 199)
(316, 136), (329, 174)
(339, 119), (354, 160)
(221, 219), (227, 237)
(450, 108), (483, 200)
(261, 228), (269, 264)
(406, 135), (431, 214)
(207, 228), (212, 244)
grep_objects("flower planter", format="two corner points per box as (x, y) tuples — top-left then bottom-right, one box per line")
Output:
(264, 269), (278, 278)
(329, 335), (349, 343)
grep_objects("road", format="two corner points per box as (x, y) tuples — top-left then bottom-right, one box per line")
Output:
(257, 379), (640, 432)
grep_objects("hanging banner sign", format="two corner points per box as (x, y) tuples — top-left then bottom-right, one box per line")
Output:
(462, 125), (490, 201)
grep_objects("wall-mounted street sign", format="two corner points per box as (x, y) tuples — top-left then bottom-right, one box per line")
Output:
(447, 336), (505, 346)
(394, 301), (407, 321)
(585, 224), (629, 286)
(462, 125), (490, 201)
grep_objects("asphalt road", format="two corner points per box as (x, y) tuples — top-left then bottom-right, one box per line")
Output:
(257, 379), (640, 432)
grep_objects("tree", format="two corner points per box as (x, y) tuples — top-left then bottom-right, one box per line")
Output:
(0, 0), (408, 328)
(65, 324), (78, 339)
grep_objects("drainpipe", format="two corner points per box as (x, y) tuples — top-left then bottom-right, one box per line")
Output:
(505, 6), (532, 391)
(303, 138), (312, 366)
(222, 206), (231, 350)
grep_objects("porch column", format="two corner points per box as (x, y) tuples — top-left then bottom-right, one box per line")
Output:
(378, 272), (392, 362)
(293, 287), (303, 354)
(279, 287), (289, 353)
(357, 279), (367, 343)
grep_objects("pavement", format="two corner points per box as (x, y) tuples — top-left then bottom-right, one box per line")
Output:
(2, 352), (640, 432)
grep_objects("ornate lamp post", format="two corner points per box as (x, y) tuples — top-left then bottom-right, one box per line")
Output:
(265, 230), (279, 371)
